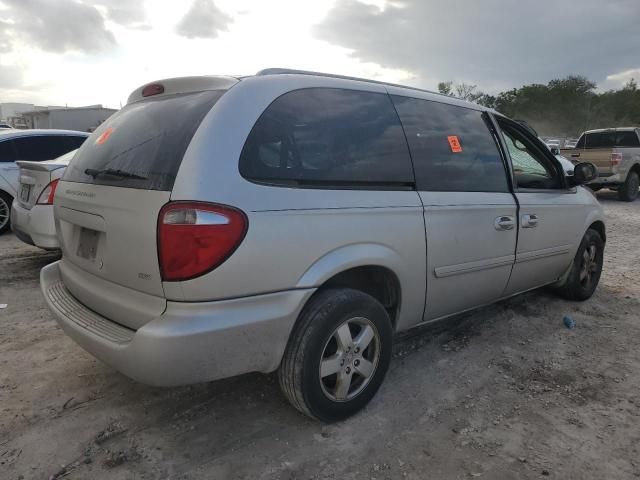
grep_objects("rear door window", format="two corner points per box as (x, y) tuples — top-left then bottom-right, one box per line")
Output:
(11, 135), (81, 161)
(391, 96), (508, 192)
(239, 88), (414, 188)
(615, 130), (640, 147)
(64, 90), (225, 191)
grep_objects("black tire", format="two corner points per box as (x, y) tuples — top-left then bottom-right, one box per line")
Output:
(0, 191), (13, 235)
(618, 171), (639, 202)
(279, 288), (393, 422)
(554, 229), (604, 301)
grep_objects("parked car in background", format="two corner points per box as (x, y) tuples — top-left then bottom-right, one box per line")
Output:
(561, 128), (640, 201)
(0, 129), (88, 234)
(11, 150), (76, 249)
(564, 138), (578, 148)
(0, 123), (13, 129)
(545, 138), (560, 149)
(41, 71), (605, 422)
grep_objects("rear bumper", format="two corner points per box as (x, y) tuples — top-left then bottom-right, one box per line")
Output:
(41, 261), (315, 386)
(11, 202), (59, 249)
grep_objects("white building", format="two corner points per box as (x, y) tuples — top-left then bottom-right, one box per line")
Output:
(21, 105), (118, 132)
(0, 103), (36, 127)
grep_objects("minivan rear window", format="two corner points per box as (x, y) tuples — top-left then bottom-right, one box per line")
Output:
(64, 90), (225, 190)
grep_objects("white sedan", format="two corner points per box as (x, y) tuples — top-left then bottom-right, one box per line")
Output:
(10, 150), (76, 249)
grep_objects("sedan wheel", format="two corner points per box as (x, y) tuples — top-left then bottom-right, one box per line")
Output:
(0, 192), (12, 235)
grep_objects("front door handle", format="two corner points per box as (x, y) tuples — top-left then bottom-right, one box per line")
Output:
(522, 213), (539, 228)
(494, 216), (515, 231)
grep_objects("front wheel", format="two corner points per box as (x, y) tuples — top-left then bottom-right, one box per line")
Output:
(0, 191), (13, 235)
(554, 228), (604, 301)
(279, 289), (393, 422)
(618, 171), (639, 202)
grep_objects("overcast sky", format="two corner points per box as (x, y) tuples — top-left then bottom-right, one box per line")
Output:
(1, 0), (639, 108)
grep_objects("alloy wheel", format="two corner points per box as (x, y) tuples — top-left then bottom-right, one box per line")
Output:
(319, 317), (381, 402)
(579, 243), (599, 288)
(0, 196), (9, 231)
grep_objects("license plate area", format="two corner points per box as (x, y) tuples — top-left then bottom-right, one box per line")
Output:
(76, 227), (100, 261)
(20, 184), (31, 203)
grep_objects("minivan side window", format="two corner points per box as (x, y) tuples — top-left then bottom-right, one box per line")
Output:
(498, 120), (562, 190)
(239, 88), (414, 187)
(391, 96), (509, 192)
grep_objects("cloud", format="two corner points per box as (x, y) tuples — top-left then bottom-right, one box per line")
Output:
(0, 63), (24, 89)
(0, 0), (116, 53)
(88, 0), (151, 29)
(314, 0), (640, 91)
(175, 0), (232, 39)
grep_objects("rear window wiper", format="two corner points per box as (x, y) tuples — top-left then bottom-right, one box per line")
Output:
(84, 168), (148, 180)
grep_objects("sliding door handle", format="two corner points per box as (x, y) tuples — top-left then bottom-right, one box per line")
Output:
(494, 216), (515, 231)
(522, 214), (539, 228)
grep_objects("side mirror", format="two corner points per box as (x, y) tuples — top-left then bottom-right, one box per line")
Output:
(549, 146), (560, 155)
(571, 162), (597, 186)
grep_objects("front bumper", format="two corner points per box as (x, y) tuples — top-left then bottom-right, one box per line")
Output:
(11, 202), (59, 249)
(41, 261), (315, 386)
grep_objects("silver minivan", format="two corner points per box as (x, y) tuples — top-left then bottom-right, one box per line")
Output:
(41, 70), (605, 422)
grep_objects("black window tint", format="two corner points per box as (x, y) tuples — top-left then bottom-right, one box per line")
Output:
(391, 96), (508, 192)
(575, 135), (585, 148)
(11, 135), (79, 161)
(0, 139), (17, 162)
(239, 88), (414, 187)
(64, 90), (225, 191)
(65, 136), (88, 151)
(585, 132), (615, 149)
(616, 131), (640, 147)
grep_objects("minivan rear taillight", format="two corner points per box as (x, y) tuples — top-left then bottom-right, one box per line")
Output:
(158, 202), (248, 281)
(610, 152), (622, 167)
(36, 179), (59, 205)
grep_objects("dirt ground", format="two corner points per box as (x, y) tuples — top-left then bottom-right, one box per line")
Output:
(1, 191), (639, 480)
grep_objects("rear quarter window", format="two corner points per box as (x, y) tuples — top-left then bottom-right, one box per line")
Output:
(63, 90), (225, 191)
(10, 135), (83, 161)
(0, 139), (17, 162)
(391, 96), (508, 192)
(239, 88), (414, 188)
(615, 131), (640, 147)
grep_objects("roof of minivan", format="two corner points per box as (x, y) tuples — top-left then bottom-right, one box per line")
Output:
(128, 69), (495, 113)
(0, 128), (89, 139)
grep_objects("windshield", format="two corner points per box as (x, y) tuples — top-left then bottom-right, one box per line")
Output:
(63, 90), (225, 190)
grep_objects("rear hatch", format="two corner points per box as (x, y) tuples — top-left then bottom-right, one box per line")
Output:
(55, 76), (237, 329)
(16, 151), (74, 210)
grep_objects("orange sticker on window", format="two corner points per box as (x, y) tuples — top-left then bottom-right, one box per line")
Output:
(448, 135), (462, 153)
(95, 127), (114, 145)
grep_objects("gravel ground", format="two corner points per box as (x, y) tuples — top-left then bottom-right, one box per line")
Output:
(1, 191), (639, 480)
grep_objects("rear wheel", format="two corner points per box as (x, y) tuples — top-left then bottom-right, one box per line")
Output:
(554, 228), (604, 301)
(618, 171), (639, 202)
(279, 289), (393, 422)
(0, 191), (12, 235)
